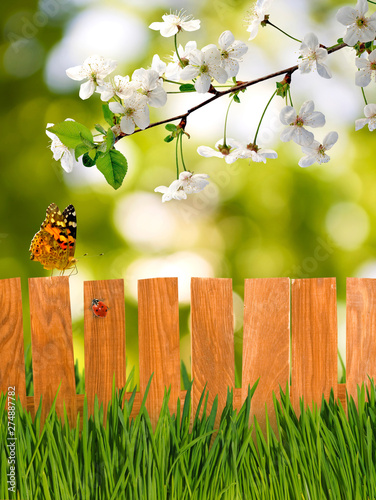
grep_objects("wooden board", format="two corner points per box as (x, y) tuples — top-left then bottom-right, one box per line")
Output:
(138, 278), (180, 424)
(346, 278), (376, 403)
(291, 278), (338, 410)
(242, 278), (290, 430)
(29, 276), (76, 424)
(84, 279), (126, 417)
(0, 278), (26, 405)
(191, 278), (234, 418)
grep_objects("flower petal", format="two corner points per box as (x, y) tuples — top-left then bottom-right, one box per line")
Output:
(299, 154), (317, 168)
(181, 19), (201, 32)
(218, 30), (235, 50)
(133, 107), (150, 129)
(355, 70), (371, 87)
(317, 62), (332, 79)
(322, 131), (339, 149)
(120, 116), (135, 134)
(280, 127), (296, 142)
(364, 103), (376, 117)
(355, 118), (369, 130)
(302, 32), (319, 50)
(149, 21), (165, 31)
(357, 0), (369, 16)
(109, 102), (125, 114)
(299, 100), (315, 119)
(197, 146), (223, 158)
(180, 65), (199, 81)
(195, 74), (211, 93)
(336, 6), (357, 26)
(160, 24), (179, 37)
(305, 111), (326, 128)
(66, 65), (85, 81)
(279, 106), (296, 125)
(292, 127), (315, 146)
(60, 150), (75, 172)
(79, 80), (96, 100)
(210, 66), (228, 84)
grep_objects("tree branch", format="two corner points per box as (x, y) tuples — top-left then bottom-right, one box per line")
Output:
(114, 42), (347, 142)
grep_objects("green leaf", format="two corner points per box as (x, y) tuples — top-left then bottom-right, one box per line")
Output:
(95, 124), (107, 135)
(96, 149), (128, 189)
(105, 128), (115, 152)
(47, 121), (93, 149)
(165, 124), (177, 132)
(179, 83), (196, 92)
(164, 135), (174, 143)
(102, 103), (115, 126)
(97, 142), (108, 153)
(82, 153), (96, 167)
(74, 143), (90, 160)
(80, 133), (95, 149)
(88, 148), (97, 160)
(233, 94), (241, 104)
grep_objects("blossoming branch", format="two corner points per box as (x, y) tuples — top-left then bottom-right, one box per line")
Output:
(46, 0), (376, 201)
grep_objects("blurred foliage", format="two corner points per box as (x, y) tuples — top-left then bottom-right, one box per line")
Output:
(0, 0), (375, 384)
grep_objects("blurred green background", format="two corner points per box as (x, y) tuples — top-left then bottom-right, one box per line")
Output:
(1, 0), (374, 385)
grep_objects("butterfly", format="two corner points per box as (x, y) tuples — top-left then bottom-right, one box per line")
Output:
(29, 203), (77, 272)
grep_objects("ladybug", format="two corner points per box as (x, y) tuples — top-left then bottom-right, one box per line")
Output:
(91, 299), (109, 318)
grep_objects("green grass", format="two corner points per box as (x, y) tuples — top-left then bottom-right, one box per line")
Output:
(2, 374), (376, 499)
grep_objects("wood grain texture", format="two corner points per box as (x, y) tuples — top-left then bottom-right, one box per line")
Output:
(25, 385), (348, 422)
(29, 276), (76, 424)
(0, 278), (26, 405)
(291, 278), (338, 410)
(138, 278), (180, 424)
(346, 278), (376, 402)
(84, 279), (126, 417)
(191, 278), (234, 417)
(242, 278), (290, 430)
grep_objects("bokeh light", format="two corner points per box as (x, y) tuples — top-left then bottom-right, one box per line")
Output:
(1, 0), (376, 382)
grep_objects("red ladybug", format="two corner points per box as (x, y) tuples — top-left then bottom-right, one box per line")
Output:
(91, 299), (109, 318)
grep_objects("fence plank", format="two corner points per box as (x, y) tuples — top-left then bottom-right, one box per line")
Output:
(346, 278), (376, 402)
(138, 278), (180, 423)
(29, 276), (76, 424)
(191, 278), (234, 417)
(242, 278), (290, 430)
(84, 279), (126, 416)
(291, 278), (338, 410)
(0, 278), (26, 406)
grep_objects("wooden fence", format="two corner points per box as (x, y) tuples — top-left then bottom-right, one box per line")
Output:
(1, 276), (376, 428)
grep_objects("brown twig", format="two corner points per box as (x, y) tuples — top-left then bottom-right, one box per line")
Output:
(114, 42), (347, 143)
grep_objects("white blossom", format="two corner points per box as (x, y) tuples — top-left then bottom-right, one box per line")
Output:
(165, 41), (197, 81)
(336, 0), (376, 46)
(109, 95), (149, 134)
(355, 49), (376, 86)
(234, 144), (278, 163)
(355, 103), (376, 131)
(298, 131), (338, 167)
(46, 120), (79, 173)
(132, 68), (167, 107)
(149, 11), (200, 37)
(298, 33), (331, 79)
(197, 138), (242, 164)
(246, 0), (273, 41)
(217, 31), (248, 78)
(96, 75), (135, 102)
(180, 47), (228, 93)
(280, 100), (326, 146)
(151, 54), (167, 77)
(155, 171), (209, 202)
(66, 55), (117, 100)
